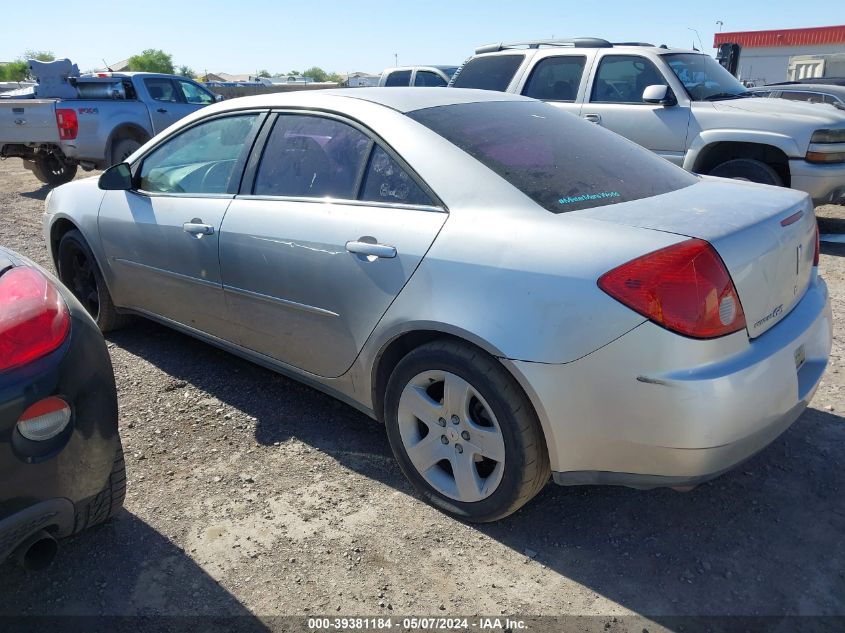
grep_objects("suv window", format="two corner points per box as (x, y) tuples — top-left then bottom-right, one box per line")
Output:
(360, 146), (433, 206)
(591, 55), (665, 104)
(254, 114), (372, 199)
(522, 56), (586, 101)
(139, 114), (262, 194)
(144, 78), (179, 103)
(780, 90), (826, 104)
(414, 71), (447, 87)
(385, 70), (412, 87)
(451, 55), (524, 92)
(177, 79), (215, 105)
(408, 101), (696, 213)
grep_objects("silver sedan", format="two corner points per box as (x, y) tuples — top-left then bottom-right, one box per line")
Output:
(42, 88), (832, 521)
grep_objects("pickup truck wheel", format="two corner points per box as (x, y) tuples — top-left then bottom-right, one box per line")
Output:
(32, 153), (78, 187)
(709, 159), (783, 186)
(111, 138), (142, 164)
(57, 229), (130, 332)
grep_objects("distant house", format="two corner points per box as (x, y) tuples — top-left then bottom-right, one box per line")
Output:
(261, 74), (319, 85)
(342, 71), (380, 87)
(94, 58), (131, 73)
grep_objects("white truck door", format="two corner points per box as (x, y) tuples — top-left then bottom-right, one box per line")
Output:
(581, 53), (691, 165)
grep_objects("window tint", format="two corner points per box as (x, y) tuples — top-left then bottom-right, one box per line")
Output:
(408, 101), (696, 213)
(144, 78), (179, 103)
(254, 115), (371, 199)
(414, 71), (447, 87)
(522, 56), (586, 101)
(139, 114), (261, 194)
(385, 70), (412, 87)
(591, 55), (665, 103)
(178, 79), (215, 105)
(451, 55), (524, 92)
(359, 146), (433, 206)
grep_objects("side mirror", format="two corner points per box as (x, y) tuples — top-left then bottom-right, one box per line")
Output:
(98, 162), (132, 190)
(642, 84), (676, 105)
(214, 93), (225, 102)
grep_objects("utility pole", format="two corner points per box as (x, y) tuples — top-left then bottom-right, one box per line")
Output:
(394, 53), (398, 67)
(716, 20), (724, 32)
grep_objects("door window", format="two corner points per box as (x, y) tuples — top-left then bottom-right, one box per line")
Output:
(144, 78), (180, 103)
(139, 114), (262, 194)
(359, 146), (433, 206)
(522, 56), (586, 101)
(254, 115), (372, 199)
(385, 70), (412, 86)
(779, 91), (826, 104)
(414, 71), (447, 87)
(177, 79), (215, 105)
(451, 55), (524, 92)
(591, 55), (665, 104)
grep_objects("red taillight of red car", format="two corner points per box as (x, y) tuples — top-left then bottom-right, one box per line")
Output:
(598, 239), (747, 339)
(814, 224), (820, 267)
(55, 108), (78, 141)
(0, 267), (70, 372)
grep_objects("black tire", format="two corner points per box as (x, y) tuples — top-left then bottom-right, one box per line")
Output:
(708, 158), (783, 186)
(31, 153), (78, 187)
(57, 229), (130, 332)
(111, 137), (142, 165)
(384, 340), (550, 522)
(73, 439), (126, 533)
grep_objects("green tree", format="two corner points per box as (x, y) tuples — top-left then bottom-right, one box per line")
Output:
(257, 69), (271, 78)
(326, 72), (342, 83)
(177, 65), (195, 78)
(127, 49), (175, 74)
(24, 50), (55, 62)
(302, 66), (328, 82)
(0, 60), (30, 81)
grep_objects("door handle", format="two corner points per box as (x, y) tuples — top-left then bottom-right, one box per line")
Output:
(346, 240), (397, 259)
(157, 108), (168, 113)
(583, 113), (601, 123)
(183, 220), (214, 237)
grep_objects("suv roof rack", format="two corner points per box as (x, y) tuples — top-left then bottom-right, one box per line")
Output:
(475, 38), (613, 55)
(612, 41), (655, 47)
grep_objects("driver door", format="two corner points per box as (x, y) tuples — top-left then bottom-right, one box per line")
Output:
(98, 112), (266, 338)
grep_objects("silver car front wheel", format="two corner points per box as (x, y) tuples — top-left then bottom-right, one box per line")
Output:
(384, 340), (550, 522)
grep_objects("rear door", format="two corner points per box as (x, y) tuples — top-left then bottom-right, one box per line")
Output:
(98, 111), (265, 337)
(219, 112), (447, 377)
(582, 54), (691, 164)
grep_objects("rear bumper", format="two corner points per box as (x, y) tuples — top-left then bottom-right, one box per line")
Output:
(0, 499), (75, 562)
(506, 274), (832, 487)
(789, 158), (845, 204)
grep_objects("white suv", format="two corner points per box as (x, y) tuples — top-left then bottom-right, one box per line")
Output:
(450, 38), (845, 204)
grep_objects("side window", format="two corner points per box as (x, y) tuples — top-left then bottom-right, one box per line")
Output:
(359, 146), (433, 206)
(591, 55), (665, 104)
(414, 71), (447, 87)
(522, 56), (586, 101)
(780, 91), (824, 104)
(139, 114), (262, 194)
(144, 78), (179, 103)
(385, 70), (412, 87)
(451, 55), (524, 92)
(254, 115), (372, 199)
(178, 79), (215, 105)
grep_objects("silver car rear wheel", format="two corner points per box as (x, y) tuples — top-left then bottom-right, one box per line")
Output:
(397, 370), (506, 503)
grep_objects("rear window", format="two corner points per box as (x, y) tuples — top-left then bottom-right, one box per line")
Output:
(408, 101), (697, 213)
(385, 70), (412, 87)
(450, 55), (524, 92)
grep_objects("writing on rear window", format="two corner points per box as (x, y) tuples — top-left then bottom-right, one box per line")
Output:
(559, 191), (620, 205)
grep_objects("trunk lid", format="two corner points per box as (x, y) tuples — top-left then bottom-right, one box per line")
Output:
(572, 178), (816, 338)
(0, 99), (58, 145)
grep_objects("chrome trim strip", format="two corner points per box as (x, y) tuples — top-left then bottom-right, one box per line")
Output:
(234, 194), (445, 214)
(223, 284), (339, 318)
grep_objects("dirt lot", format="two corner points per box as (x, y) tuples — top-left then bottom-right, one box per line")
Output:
(1, 158), (844, 630)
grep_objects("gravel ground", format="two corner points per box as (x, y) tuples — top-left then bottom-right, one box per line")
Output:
(1, 159), (844, 630)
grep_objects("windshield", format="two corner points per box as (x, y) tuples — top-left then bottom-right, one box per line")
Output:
(664, 53), (749, 101)
(408, 101), (696, 213)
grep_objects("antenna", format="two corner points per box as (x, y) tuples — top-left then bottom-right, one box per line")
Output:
(102, 58), (114, 72)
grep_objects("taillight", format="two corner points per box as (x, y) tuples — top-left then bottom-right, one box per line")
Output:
(55, 108), (78, 141)
(814, 224), (820, 267)
(0, 267), (70, 372)
(598, 239), (747, 339)
(17, 396), (72, 441)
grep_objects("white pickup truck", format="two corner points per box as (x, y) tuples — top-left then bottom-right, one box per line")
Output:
(450, 38), (845, 205)
(1, 70), (218, 185)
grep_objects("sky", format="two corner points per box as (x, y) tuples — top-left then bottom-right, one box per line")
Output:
(1, 0), (843, 74)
